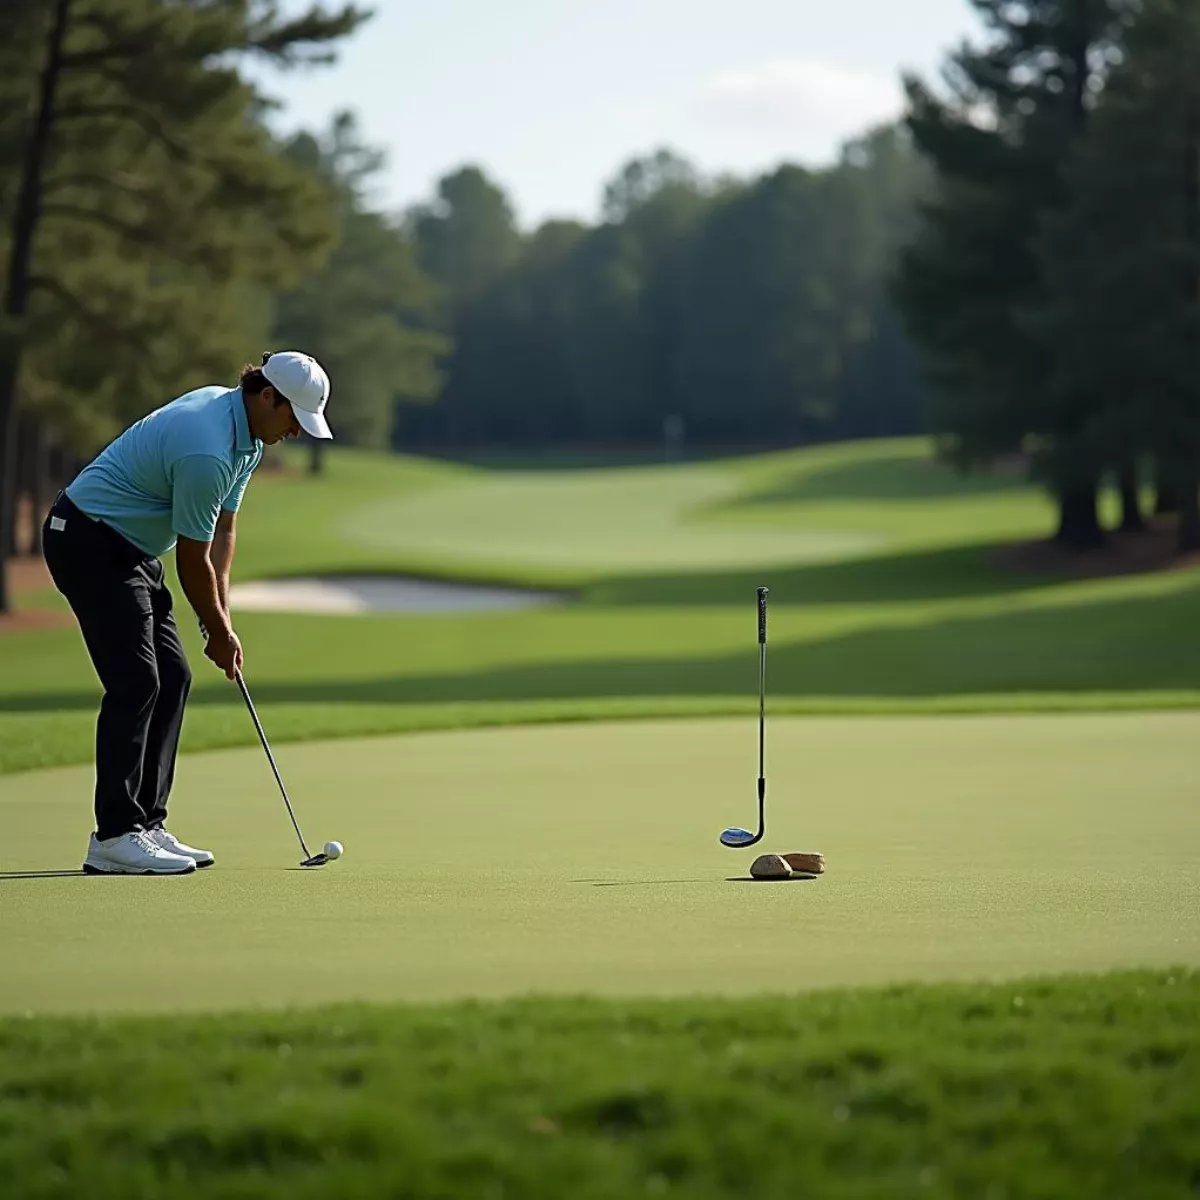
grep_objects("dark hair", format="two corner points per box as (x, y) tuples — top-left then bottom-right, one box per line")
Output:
(240, 353), (289, 406)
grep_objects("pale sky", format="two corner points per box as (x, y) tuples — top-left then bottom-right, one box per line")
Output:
(262, 0), (983, 229)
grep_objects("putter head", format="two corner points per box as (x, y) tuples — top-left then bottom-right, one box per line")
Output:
(300, 853), (329, 868)
(720, 826), (763, 849)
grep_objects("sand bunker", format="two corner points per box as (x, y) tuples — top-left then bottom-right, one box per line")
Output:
(229, 576), (565, 615)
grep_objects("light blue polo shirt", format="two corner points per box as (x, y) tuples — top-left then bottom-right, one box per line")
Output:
(66, 386), (263, 557)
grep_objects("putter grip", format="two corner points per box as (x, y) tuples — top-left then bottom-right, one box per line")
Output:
(757, 586), (768, 644)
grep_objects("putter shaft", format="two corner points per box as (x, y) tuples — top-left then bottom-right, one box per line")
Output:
(235, 670), (314, 862)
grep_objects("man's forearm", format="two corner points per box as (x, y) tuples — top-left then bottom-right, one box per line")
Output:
(176, 550), (230, 638)
(211, 530), (236, 614)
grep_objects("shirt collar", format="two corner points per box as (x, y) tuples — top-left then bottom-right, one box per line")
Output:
(232, 387), (259, 454)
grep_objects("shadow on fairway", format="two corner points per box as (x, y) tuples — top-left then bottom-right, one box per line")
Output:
(587, 542), (1061, 608)
(5, 578), (1200, 716)
(0, 870), (89, 880)
(728, 450), (1029, 505)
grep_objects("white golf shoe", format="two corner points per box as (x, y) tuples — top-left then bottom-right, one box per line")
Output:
(145, 828), (215, 868)
(83, 830), (196, 875)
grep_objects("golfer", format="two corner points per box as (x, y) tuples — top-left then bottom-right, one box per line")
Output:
(42, 351), (332, 875)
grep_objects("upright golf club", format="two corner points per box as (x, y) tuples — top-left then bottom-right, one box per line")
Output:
(235, 669), (331, 868)
(720, 586), (769, 848)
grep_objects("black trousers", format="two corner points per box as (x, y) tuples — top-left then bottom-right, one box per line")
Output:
(42, 493), (193, 840)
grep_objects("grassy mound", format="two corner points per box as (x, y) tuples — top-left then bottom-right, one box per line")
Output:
(2, 969), (1196, 1199)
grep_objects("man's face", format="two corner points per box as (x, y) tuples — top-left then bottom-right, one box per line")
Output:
(259, 387), (304, 444)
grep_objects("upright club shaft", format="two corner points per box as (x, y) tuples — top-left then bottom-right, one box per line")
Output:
(757, 586), (768, 830)
(718, 586), (770, 848)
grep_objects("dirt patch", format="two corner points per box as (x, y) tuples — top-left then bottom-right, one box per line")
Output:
(6, 555), (51, 594)
(995, 523), (1200, 580)
(0, 608), (73, 635)
(0, 555), (70, 636)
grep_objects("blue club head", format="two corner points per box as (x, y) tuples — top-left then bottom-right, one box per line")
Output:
(720, 826), (760, 848)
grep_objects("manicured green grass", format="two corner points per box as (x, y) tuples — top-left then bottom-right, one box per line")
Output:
(4, 566), (1199, 774)
(4, 438), (1200, 774)
(2, 969), (1197, 1199)
(3, 714), (1198, 1014)
(240, 439), (1056, 585)
(3, 441), (1197, 1196)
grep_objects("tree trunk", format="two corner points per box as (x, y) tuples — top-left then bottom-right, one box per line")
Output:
(27, 416), (50, 555)
(1117, 462), (1145, 533)
(14, 409), (32, 555)
(1054, 483), (1106, 550)
(1177, 96), (1200, 553)
(308, 438), (325, 476)
(0, 0), (72, 613)
(0, 408), (15, 559)
(1178, 477), (1200, 554)
(1154, 483), (1179, 516)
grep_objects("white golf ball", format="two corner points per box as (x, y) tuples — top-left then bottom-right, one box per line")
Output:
(323, 840), (343, 860)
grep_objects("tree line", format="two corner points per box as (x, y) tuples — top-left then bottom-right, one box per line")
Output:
(5, 0), (1200, 617)
(895, 0), (1200, 552)
(398, 135), (929, 452)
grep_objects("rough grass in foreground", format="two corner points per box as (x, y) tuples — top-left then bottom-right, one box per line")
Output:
(1, 969), (1197, 1199)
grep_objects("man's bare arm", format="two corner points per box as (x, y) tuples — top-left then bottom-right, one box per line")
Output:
(176, 535), (228, 638)
(176, 534), (243, 678)
(211, 509), (237, 614)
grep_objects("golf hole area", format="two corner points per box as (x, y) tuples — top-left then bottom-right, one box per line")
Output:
(5, 712), (1199, 1016)
(229, 575), (567, 615)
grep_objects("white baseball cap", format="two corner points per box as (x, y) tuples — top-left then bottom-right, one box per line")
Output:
(261, 350), (333, 440)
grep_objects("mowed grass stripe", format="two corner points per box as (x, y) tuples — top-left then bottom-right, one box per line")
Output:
(1, 969), (1196, 1199)
(3, 714), (1198, 1015)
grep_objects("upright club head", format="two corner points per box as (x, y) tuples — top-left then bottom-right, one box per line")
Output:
(720, 826), (763, 849)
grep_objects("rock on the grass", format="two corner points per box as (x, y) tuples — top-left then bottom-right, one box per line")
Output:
(783, 851), (825, 875)
(749, 853), (793, 879)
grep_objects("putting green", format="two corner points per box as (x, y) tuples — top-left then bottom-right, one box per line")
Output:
(1, 712), (1197, 1015)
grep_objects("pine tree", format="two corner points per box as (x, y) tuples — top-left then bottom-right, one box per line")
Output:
(0, 0), (367, 612)
(895, 0), (1134, 549)
(1035, 0), (1200, 552)
(273, 114), (448, 472)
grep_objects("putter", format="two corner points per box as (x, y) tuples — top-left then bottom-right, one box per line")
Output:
(235, 669), (328, 867)
(720, 586), (769, 848)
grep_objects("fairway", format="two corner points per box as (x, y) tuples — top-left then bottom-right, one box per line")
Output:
(3, 712), (1197, 1015)
(347, 463), (885, 571)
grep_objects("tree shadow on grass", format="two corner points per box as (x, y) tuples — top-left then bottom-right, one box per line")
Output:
(727, 450), (1029, 505)
(590, 530), (1200, 608)
(588, 542), (1048, 607)
(5, 581), (1199, 716)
